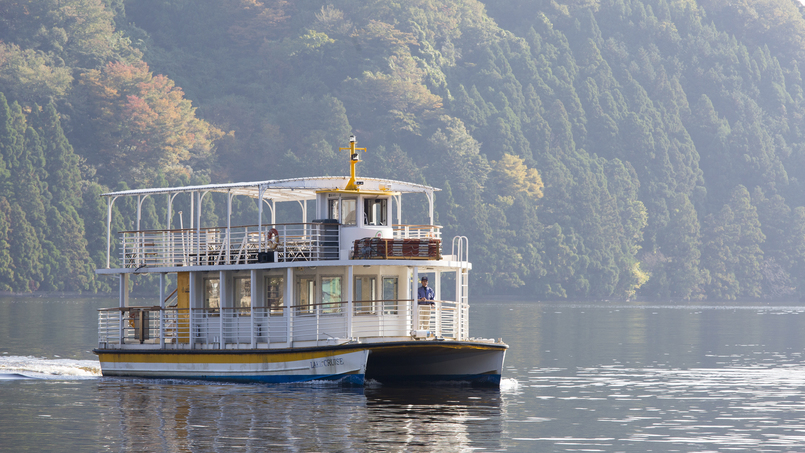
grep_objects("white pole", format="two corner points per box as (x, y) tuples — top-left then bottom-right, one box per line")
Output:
(250, 269), (257, 348)
(347, 265), (353, 339)
(286, 267), (293, 347)
(226, 191), (232, 263)
(219, 270), (226, 347)
(159, 273), (165, 348)
(258, 187), (264, 252)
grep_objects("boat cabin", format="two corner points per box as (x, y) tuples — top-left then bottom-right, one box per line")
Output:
(96, 137), (471, 351)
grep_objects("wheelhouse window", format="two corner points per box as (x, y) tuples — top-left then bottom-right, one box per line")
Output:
(328, 198), (339, 222)
(328, 196), (357, 226)
(265, 276), (284, 315)
(342, 199), (357, 226)
(364, 198), (387, 226)
(204, 277), (220, 314)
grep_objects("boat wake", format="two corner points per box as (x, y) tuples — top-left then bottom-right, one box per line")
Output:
(0, 355), (101, 380)
(500, 377), (520, 393)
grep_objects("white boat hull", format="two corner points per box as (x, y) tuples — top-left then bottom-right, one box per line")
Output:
(96, 348), (370, 385)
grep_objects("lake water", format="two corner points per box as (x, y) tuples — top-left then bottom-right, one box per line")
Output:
(3, 297), (805, 452)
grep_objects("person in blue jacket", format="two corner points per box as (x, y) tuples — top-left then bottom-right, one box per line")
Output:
(417, 276), (435, 305)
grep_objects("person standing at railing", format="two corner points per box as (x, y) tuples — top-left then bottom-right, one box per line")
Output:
(417, 276), (435, 331)
(417, 276), (435, 305)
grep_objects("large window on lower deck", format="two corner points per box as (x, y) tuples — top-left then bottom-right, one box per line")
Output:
(382, 277), (398, 314)
(296, 277), (316, 315)
(354, 276), (376, 315)
(266, 276), (284, 315)
(204, 277), (220, 313)
(321, 276), (342, 314)
(234, 277), (251, 315)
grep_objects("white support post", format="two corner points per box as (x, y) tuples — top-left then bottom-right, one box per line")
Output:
(347, 265), (353, 339)
(455, 268), (460, 319)
(189, 272), (196, 347)
(435, 269), (441, 301)
(106, 197), (117, 269)
(197, 192), (206, 261)
(412, 267), (418, 332)
(426, 191), (434, 226)
(250, 269), (257, 348)
(395, 195), (402, 226)
(286, 267), (293, 347)
(190, 191), (195, 229)
(159, 273), (165, 348)
(169, 193), (181, 265)
(219, 270), (226, 348)
(136, 195), (142, 231)
(258, 187), (264, 252)
(119, 274), (127, 344)
(136, 195), (143, 265)
(226, 191), (232, 263)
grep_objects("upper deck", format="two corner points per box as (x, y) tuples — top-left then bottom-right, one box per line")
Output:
(99, 139), (468, 274)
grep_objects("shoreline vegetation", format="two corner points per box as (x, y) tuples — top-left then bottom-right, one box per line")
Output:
(1, 0), (805, 301)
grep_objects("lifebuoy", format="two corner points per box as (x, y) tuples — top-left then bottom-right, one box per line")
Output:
(267, 228), (280, 250)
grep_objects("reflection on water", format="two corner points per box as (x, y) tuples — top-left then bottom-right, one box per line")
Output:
(88, 382), (506, 452)
(5, 298), (805, 451)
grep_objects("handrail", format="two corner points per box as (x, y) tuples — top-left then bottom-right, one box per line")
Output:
(98, 297), (468, 347)
(391, 224), (443, 229)
(119, 222), (328, 235)
(99, 305), (163, 311)
(98, 300), (417, 312)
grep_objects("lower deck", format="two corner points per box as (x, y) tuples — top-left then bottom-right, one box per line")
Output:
(98, 262), (472, 350)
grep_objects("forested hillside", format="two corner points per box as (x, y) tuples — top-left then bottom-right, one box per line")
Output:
(0, 0), (804, 300)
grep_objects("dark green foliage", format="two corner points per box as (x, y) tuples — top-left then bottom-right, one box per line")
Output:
(0, 0), (804, 300)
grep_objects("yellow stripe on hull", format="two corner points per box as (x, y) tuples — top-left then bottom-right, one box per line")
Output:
(97, 348), (365, 364)
(96, 348), (370, 385)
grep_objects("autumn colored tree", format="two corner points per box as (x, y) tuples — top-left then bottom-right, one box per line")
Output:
(77, 61), (222, 187)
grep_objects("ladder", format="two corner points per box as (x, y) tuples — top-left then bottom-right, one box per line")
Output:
(452, 236), (470, 340)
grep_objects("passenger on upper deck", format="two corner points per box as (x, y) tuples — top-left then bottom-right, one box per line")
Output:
(417, 276), (435, 305)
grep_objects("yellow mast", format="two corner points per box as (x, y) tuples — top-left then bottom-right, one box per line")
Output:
(339, 135), (367, 191)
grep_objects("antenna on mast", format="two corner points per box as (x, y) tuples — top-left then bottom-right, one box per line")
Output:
(339, 135), (367, 191)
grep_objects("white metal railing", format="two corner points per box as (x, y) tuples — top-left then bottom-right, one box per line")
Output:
(393, 224), (442, 240)
(119, 223), (339, 268)
(98, 299), (468, 349)
(117, 223), (447, 268)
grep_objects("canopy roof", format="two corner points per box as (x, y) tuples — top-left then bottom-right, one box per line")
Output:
(101, 176), (440, 203)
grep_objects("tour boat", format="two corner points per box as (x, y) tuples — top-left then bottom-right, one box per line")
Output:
(93, 136), (508, 386)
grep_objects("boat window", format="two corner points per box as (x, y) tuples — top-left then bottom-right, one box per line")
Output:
(342, 198), (357, 226)
(296, 277), (316, 315)
(234, 277), (251, 315)
(354, 276), (376, 315)
(383, 277), (398, 314)
(322, 276), (342, 314)
(328, 199), (339, 222)
(265, 276), (284, 315)
(364, 198), (387, 226)
(203, 277), (220, 313)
